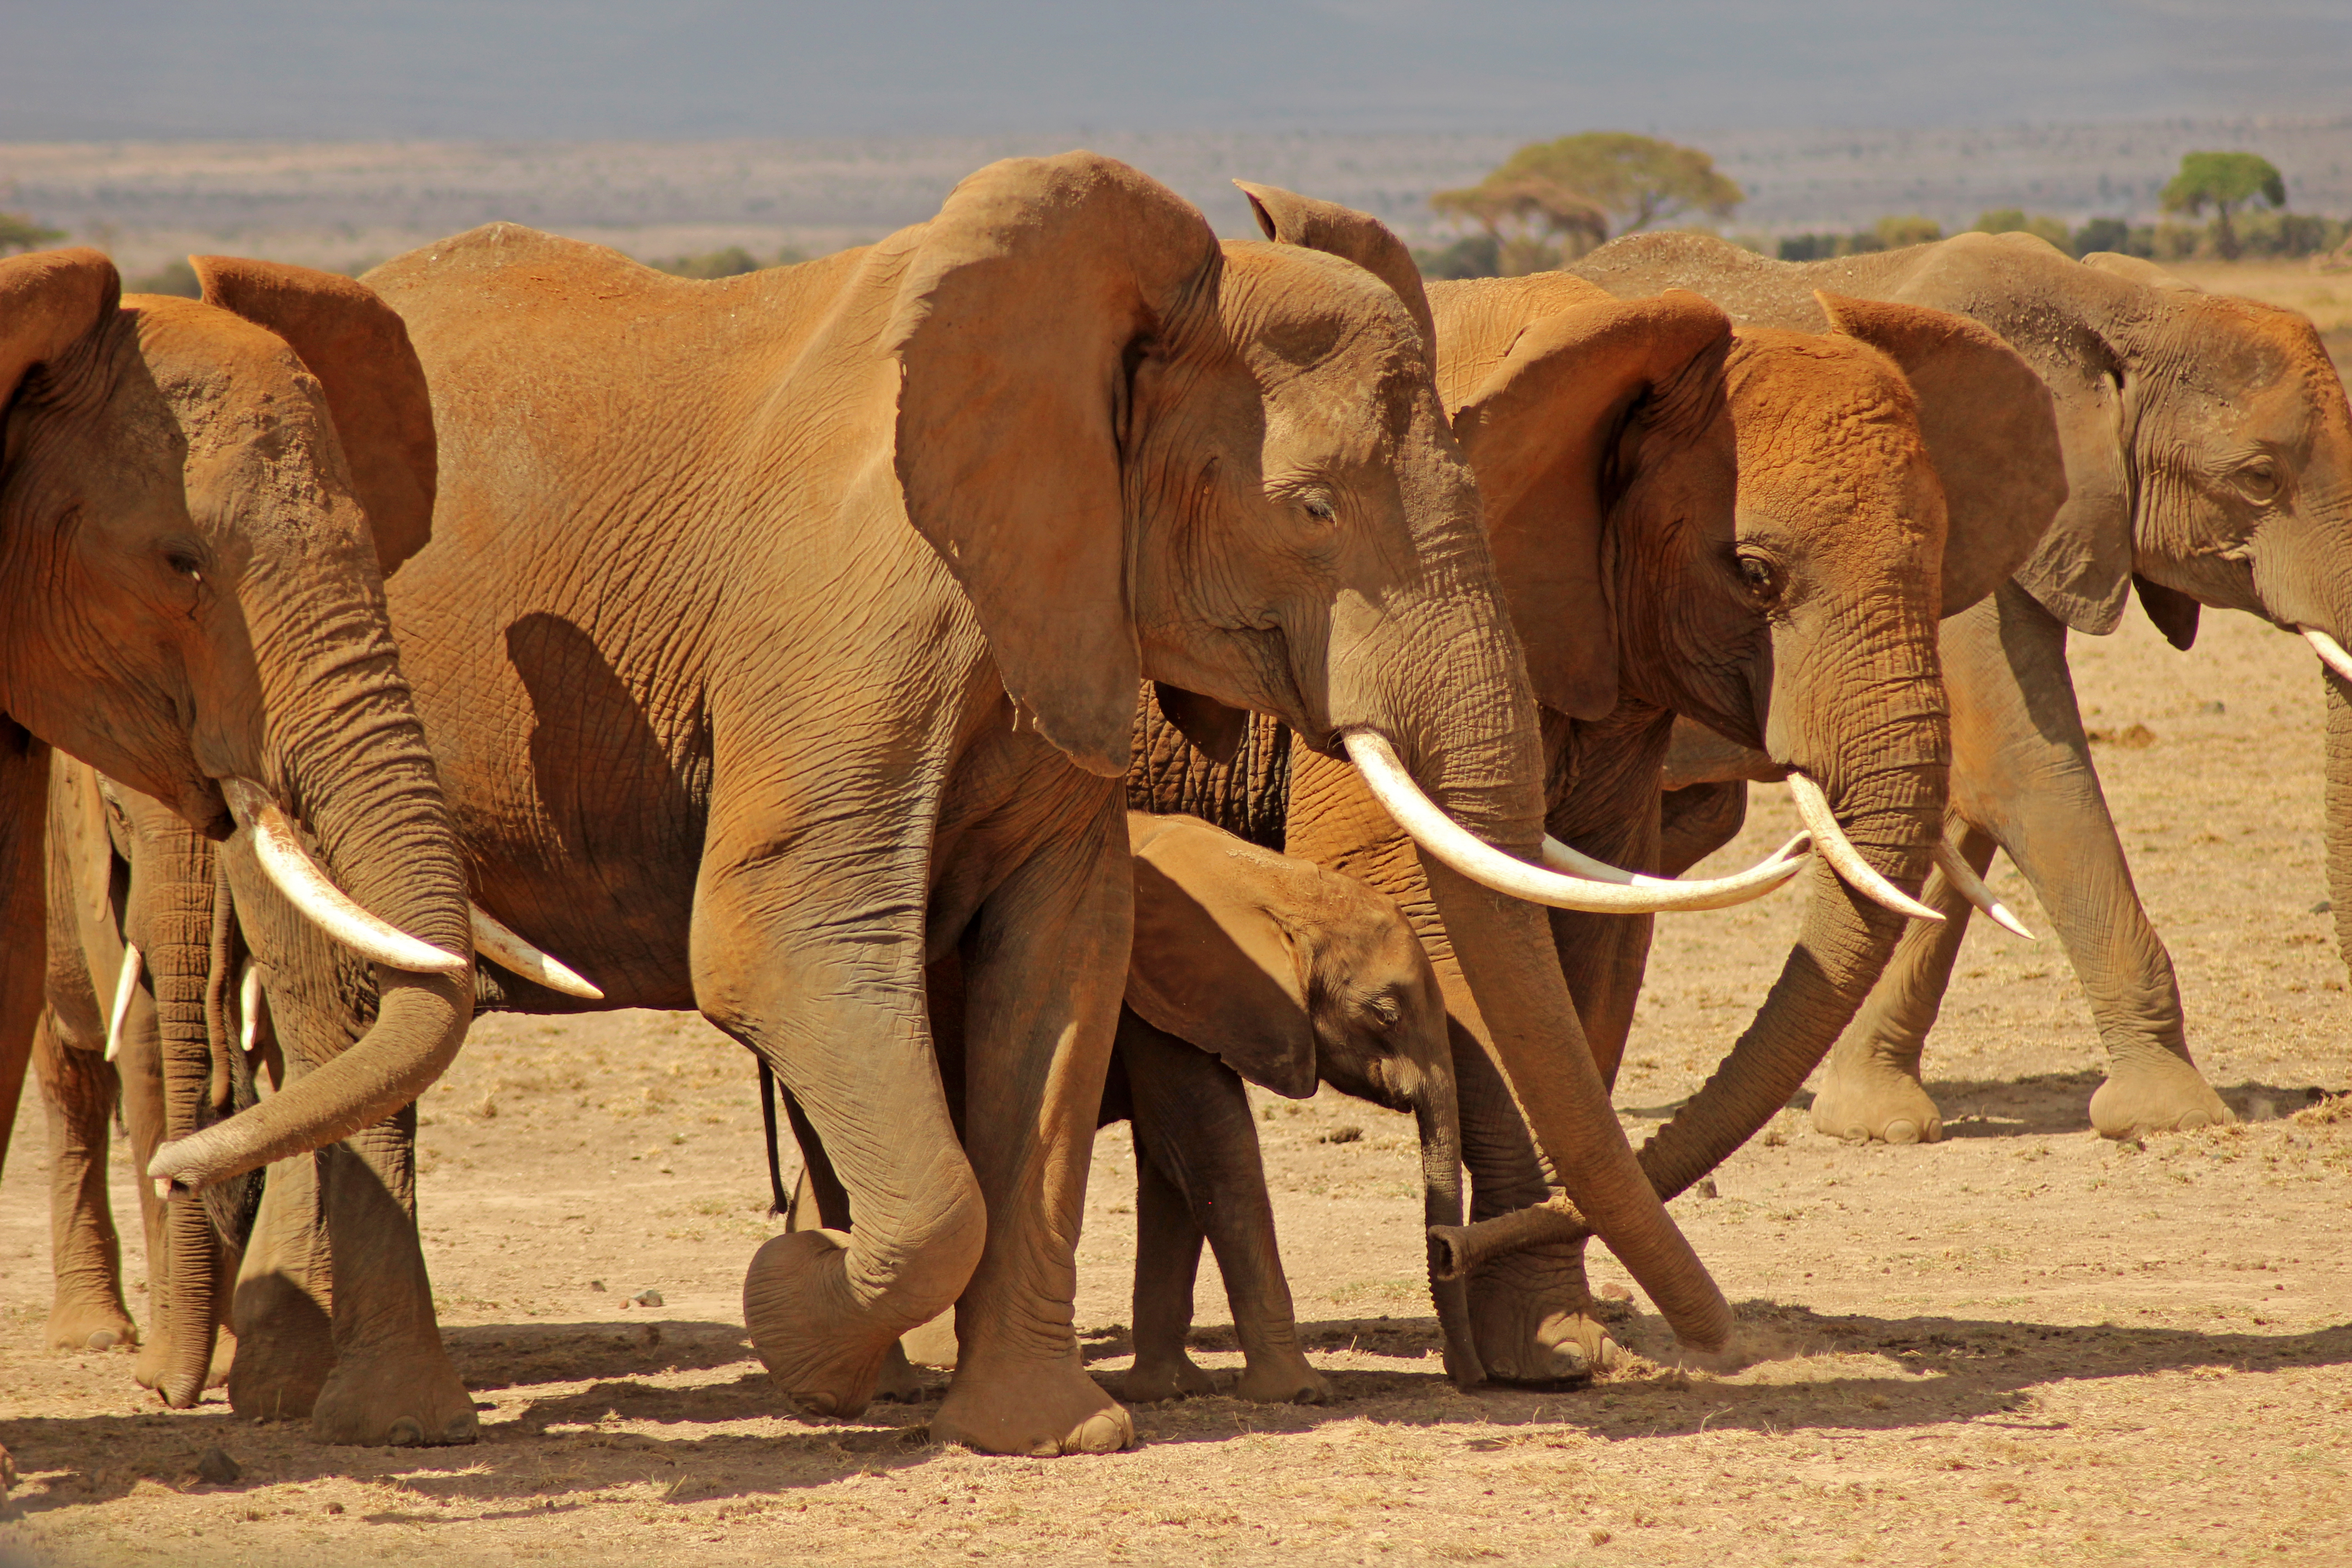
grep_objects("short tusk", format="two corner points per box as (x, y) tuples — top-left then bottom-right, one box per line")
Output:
(106, 944), (143, 1062)
(1931, 837), (2035, 940)
(1346, 730), (1804, 915)
(2302, 626), (2352, 684)
(470, 903), (605, 1001)
(237, 960), (264, 1054)
(220, 778), (468, 978)
(1543, 830), (1813, 911)
(1784, 773), (1944, 923)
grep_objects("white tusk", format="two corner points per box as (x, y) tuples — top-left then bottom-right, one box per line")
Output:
(470, 902), (605, 1000)
(237, 960), (264, 1054)
(1785, 774), (1944, 923)
(1931, 837), (2036, 940)
(105, 943), (142, 1062)
(219, 778), (468, 978)
(1345, 730), (1805, 914)
(2302, 626), (2352, 684)
(1542, 830), (1814, 911)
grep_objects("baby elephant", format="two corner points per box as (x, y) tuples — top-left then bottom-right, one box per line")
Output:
(1103, 812), (1473, 1403)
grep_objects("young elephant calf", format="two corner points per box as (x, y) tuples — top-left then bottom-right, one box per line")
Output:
(778, 811), (1474, 1404)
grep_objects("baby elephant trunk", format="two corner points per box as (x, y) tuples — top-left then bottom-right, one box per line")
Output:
(1413, 1068), (1484, 1387)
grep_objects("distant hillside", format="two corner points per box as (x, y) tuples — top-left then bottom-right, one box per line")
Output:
(7, 121), (2352, 276)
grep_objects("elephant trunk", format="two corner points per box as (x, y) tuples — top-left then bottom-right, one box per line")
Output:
(1633, 678), (1947, 1201)
(2324, 669), (2352, 975)
(149, 577), (473, 1192)
(1411, 1065), (1482, 1387)
(1314, 591), (1733, 1353)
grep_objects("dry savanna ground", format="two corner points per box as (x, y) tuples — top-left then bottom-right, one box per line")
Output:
(1, 607), (2349, 1566)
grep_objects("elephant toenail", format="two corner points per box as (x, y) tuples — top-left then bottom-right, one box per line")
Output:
(445, 1413), (478, 1442)
(87, 1330), (119, 1351)
(385, 1416), (424, 1447)
(1884, 1119), (1921, 1144)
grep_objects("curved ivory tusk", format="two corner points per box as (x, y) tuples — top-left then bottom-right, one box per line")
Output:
(105, 944), (142, 1063)
(470, 903), (605, 1001)
(220, 778), (468, 978)
(1784, 774), (1944, 923)
(237, 960), (264, 1054)
(1931, 838), (2035, 940)
(1346, 730), (1805, 915)
(1542, 830), (1814, 911)
(2302, 626), (2352, 684)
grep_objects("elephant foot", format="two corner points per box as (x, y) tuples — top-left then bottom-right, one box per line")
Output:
(47, 1295), (138, 1355)
(1233, 1352), (1332, 1405)
(1119, 1351), (1219, 1403)
(132, 1326), (231, 1398)
(2090, 1056), (2235, 1140)
(872, 1341), (941, 1404)
(1469, 1245), (1618, 1386)
(1812, 1047), (1944, 1145)
(742, 1231), (902, 1421)
(309, 1339), (478, 1447)
(932, 1353), (1133, 1455)
(227, 1271), (337, 1423)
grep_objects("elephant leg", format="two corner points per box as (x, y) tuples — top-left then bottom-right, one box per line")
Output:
(1450, 1017), (1613, 1385)
(929, 795), (1135, 1456)
(1118, 1018), (1327, 1405)
(38, 1021), (138, 1352)
(778, 1098), (930, 1404)
(227, 1152), (337, 1424)
(1812, 822), (1988, 1144)
(1817, 584), (2229, 1141)
(304, 1106), (477, 1446)
(1120, 1128), (1219, 1402)
(0, 728), (46, 1185)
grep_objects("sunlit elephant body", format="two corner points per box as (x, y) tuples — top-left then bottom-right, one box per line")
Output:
(194, 152), (1730, 1456)
(1580, 232), (2352, 1142)
(0, 250), (480, 1446)
(1129, 188), (2063, 1380)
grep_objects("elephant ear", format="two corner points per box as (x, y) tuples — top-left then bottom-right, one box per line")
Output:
(1814, 291), (2069, 617)
(888, 153), (1221, 778)
(1447, 289), (1731, 719)
(1233, 180), (1437, 352)
(1, 247), (119, 425)
(189, 257), (437, 578)
(1123, 815), (1318, 1098)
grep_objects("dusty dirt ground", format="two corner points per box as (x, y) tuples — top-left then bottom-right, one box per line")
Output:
(2, 608), (2349, 1566)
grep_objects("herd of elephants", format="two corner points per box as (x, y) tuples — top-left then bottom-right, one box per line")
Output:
(0, 149), (2346, 1465)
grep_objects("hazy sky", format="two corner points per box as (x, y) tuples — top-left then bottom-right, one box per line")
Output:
(5, 1), (2344, 141)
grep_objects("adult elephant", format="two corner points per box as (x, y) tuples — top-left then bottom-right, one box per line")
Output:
(0, 249), (509, 1432)
(1578, 232), (2352, 1141)
(1134, 186), (2064, 1379)
(160, 152), (1744, 1456)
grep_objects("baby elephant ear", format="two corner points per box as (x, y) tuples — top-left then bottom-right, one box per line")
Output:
(1233, 180), (1437, 351)
(1122, 815), (1318, 1098)
(192, 258), (437, 577)
(0, 247), (120, 417)
(1815, 290), (2069, 618)
(889, 152), (1221, 778)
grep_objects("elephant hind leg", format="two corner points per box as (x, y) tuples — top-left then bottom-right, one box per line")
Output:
(38, 1018), (139, 1353)
(1119, 1121), (1219, 1403)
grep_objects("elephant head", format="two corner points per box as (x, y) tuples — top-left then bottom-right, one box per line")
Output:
(1120, 811), (1478, 1382)
(887, 153), (1732, 1350)
(0, 246), (475, 1197)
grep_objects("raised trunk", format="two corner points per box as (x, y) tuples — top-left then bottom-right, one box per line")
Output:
(1412, 1073), (1481, 1386)
(2324, 671), (2352, 977)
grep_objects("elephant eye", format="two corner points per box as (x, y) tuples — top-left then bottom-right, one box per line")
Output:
(1734, 552), (1780, 599)
(2234, 458), (2281, 503)
(162, 547), (206, 583)
(1302, 496), (1337, 524)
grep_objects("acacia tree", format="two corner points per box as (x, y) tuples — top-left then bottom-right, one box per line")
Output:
(1433, 132), (1742, 274)
(2160, 151), (2286, 260)
(0, 211), (64, 256)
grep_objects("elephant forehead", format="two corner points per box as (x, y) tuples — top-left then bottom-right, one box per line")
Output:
(1723, 331), (1928, 488)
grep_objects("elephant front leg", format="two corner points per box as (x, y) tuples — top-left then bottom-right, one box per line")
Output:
(38, 1020), (139, 1353)
(227, 1152), (338, 1424)
(929, 799), (1135, 1455)
(306, 1106), (479, 1446)
(1119, 1021), (1328, 1405)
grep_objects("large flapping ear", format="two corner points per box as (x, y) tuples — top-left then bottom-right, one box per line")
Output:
(1233, 180), (1437, 352)
(888, 152), (1221, 778)
(1123, 814), (1318, 1098)
(1815, 292), (2070, 617)
(190, 257), (437, 577)
(1, 248), (120, 425)
(1444, 288), (1731, 719)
